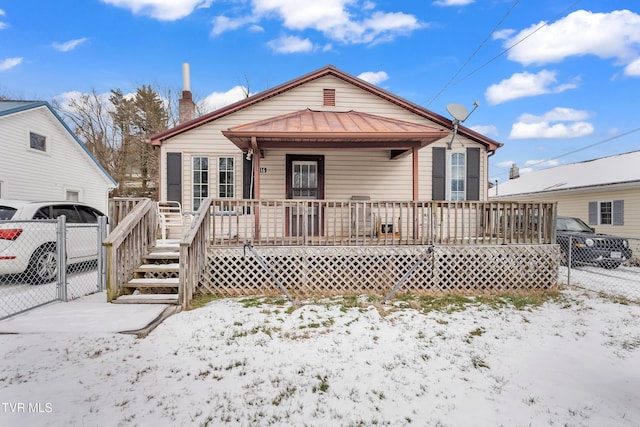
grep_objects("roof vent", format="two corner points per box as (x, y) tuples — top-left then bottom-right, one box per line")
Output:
(323, 89), (335, 107)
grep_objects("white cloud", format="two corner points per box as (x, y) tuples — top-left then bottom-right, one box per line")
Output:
(0, 8), (7, 30)
(485, 70), (578, 105)
(509, 107), (594, 139)
(52, 38), (88, 52)
(213, 0), (425, 46)
(100, 0), (213, 21)
(0, 57), (23, 71)
(199, 85), (248, 113)
(469, 124), (498, 136)
(499, 10), (640, 70)
(267, 35), (315, 54)
(624, 58), (640, 76)
(433, 0), (474, 6)
(357, 70), (388, 85)
(211, 15), (257, 36)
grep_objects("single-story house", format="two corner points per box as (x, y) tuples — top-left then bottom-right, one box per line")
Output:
(103, 65), (559, 307)
(489, 150), (640, 239)
(0, 100), (117, 214)
(150, 64), (503, 211)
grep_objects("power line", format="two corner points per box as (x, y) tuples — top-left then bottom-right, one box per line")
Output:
(426, 0), (521, 107)
(491, 126), (640, 179)
(429, 0), (583, 101)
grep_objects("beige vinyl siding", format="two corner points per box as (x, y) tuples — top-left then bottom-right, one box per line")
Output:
(0, 106), (114, 213)
(161, 74), (491, 206)
(491, 186), (640, 239)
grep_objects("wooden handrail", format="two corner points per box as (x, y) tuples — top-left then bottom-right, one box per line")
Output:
(103, 198), (156, 302)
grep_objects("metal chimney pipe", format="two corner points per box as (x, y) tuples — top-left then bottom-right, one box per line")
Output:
(182, 63), (191, 92)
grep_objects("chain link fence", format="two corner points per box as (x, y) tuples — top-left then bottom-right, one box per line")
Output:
(0, 216), (107, 320)
(558, 235), (640, 303)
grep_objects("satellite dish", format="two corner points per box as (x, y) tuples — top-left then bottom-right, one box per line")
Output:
(445, 101), (480, 149)
(446, 103), (470, 122)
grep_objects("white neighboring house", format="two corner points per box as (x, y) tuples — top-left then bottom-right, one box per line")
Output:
(0, 100), (117, 214)
(489, 150), (640, 239)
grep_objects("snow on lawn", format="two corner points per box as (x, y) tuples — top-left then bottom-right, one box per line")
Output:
(1, 289), (639, 427)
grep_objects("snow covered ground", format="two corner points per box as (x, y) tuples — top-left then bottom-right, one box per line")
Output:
(1, 287), (639, 427)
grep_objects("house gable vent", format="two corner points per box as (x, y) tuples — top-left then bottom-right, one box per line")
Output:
(323, 88), (336, 106)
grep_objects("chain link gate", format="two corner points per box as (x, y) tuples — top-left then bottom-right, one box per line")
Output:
(0, 215), (108, 320)
(559, 235), (640, 303)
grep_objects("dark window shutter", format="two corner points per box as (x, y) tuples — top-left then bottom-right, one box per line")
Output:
(466, 147), (480, 201)
(432, 147), (446, 200)
(588, 201), (597, 225)
(166, 153), (182, 203)
(613, 200), (624, 225)
(242, 155), (254, 199)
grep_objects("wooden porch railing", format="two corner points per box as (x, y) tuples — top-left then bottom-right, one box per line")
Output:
(108, 197), (148, 230)
(103, 198), (157, 302)
(209, 199), (557, 246)
(179, 198), (211, 309)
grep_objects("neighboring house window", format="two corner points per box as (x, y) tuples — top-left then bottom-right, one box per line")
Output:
(432, 147), (480, 201)
(218, 157), (234, 198)
(192, 156), (209, 211)
(30, 132), (47, 152)
(589, 200), (624, 225)
(66, 190), (79, 201)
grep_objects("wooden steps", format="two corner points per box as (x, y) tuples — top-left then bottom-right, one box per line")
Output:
(114, 241), (182, 305)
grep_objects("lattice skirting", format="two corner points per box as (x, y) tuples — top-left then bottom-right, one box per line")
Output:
(199, 244), (561, 298)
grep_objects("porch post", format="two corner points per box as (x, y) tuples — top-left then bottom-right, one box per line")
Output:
(252, 136), (261, 240)
(412, 147), (419, 240)
(412, 147), (419, 200)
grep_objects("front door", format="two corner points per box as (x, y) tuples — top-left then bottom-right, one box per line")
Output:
(286, 155), (324, 237)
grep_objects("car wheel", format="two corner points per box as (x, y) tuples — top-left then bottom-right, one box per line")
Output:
(27, 244), (58, 284)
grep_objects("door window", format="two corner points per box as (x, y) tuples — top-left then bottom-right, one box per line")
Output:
(292, 161), (318, 199)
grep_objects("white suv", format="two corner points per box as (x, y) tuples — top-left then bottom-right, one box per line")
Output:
(0, 200), (106, 284)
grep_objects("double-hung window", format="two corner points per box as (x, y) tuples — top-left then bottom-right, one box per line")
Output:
(192, 156), (209, 211)
(218, 157), (234, 199)
(589, 200), (624, 225)
(449, 152), (466, 201)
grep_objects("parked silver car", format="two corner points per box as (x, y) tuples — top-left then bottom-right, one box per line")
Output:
(0, 200), (106, 284)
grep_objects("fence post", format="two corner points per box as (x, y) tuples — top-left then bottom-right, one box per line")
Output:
(98, 216), (108, 292)
(56, 215), (67, 302)
(567, 235), (572, 286)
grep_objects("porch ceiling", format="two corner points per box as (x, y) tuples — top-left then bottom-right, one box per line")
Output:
(221, 108), (448, 153)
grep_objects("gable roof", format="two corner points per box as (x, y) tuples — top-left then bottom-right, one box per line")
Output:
(0, 100), (117, 187)
(150, 65), (502, 152)
(221, 108), (447, 152)
(489, 150), (640, 197)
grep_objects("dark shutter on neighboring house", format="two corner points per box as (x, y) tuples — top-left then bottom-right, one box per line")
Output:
(588, 201), (597, 225)
(432, 147), (446, 200)
(613, 200), (624, 225)
(466, 147), (480, 201)
(243, 156), (254, 199)
(166, 152), (182, 203)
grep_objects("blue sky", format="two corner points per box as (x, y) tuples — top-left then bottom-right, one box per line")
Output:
(1, 0), (639, 183)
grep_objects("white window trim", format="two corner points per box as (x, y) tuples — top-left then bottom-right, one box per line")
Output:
(597, 200), (613, 225)
(445, 150), (466, 201)
(192, 156), (210, 211)
(28, 130), (49, 154)
(65, 189), (82, 202)
(217, 156), (235, 199)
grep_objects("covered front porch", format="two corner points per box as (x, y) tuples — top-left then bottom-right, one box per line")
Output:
(104, 198), (559, 308)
